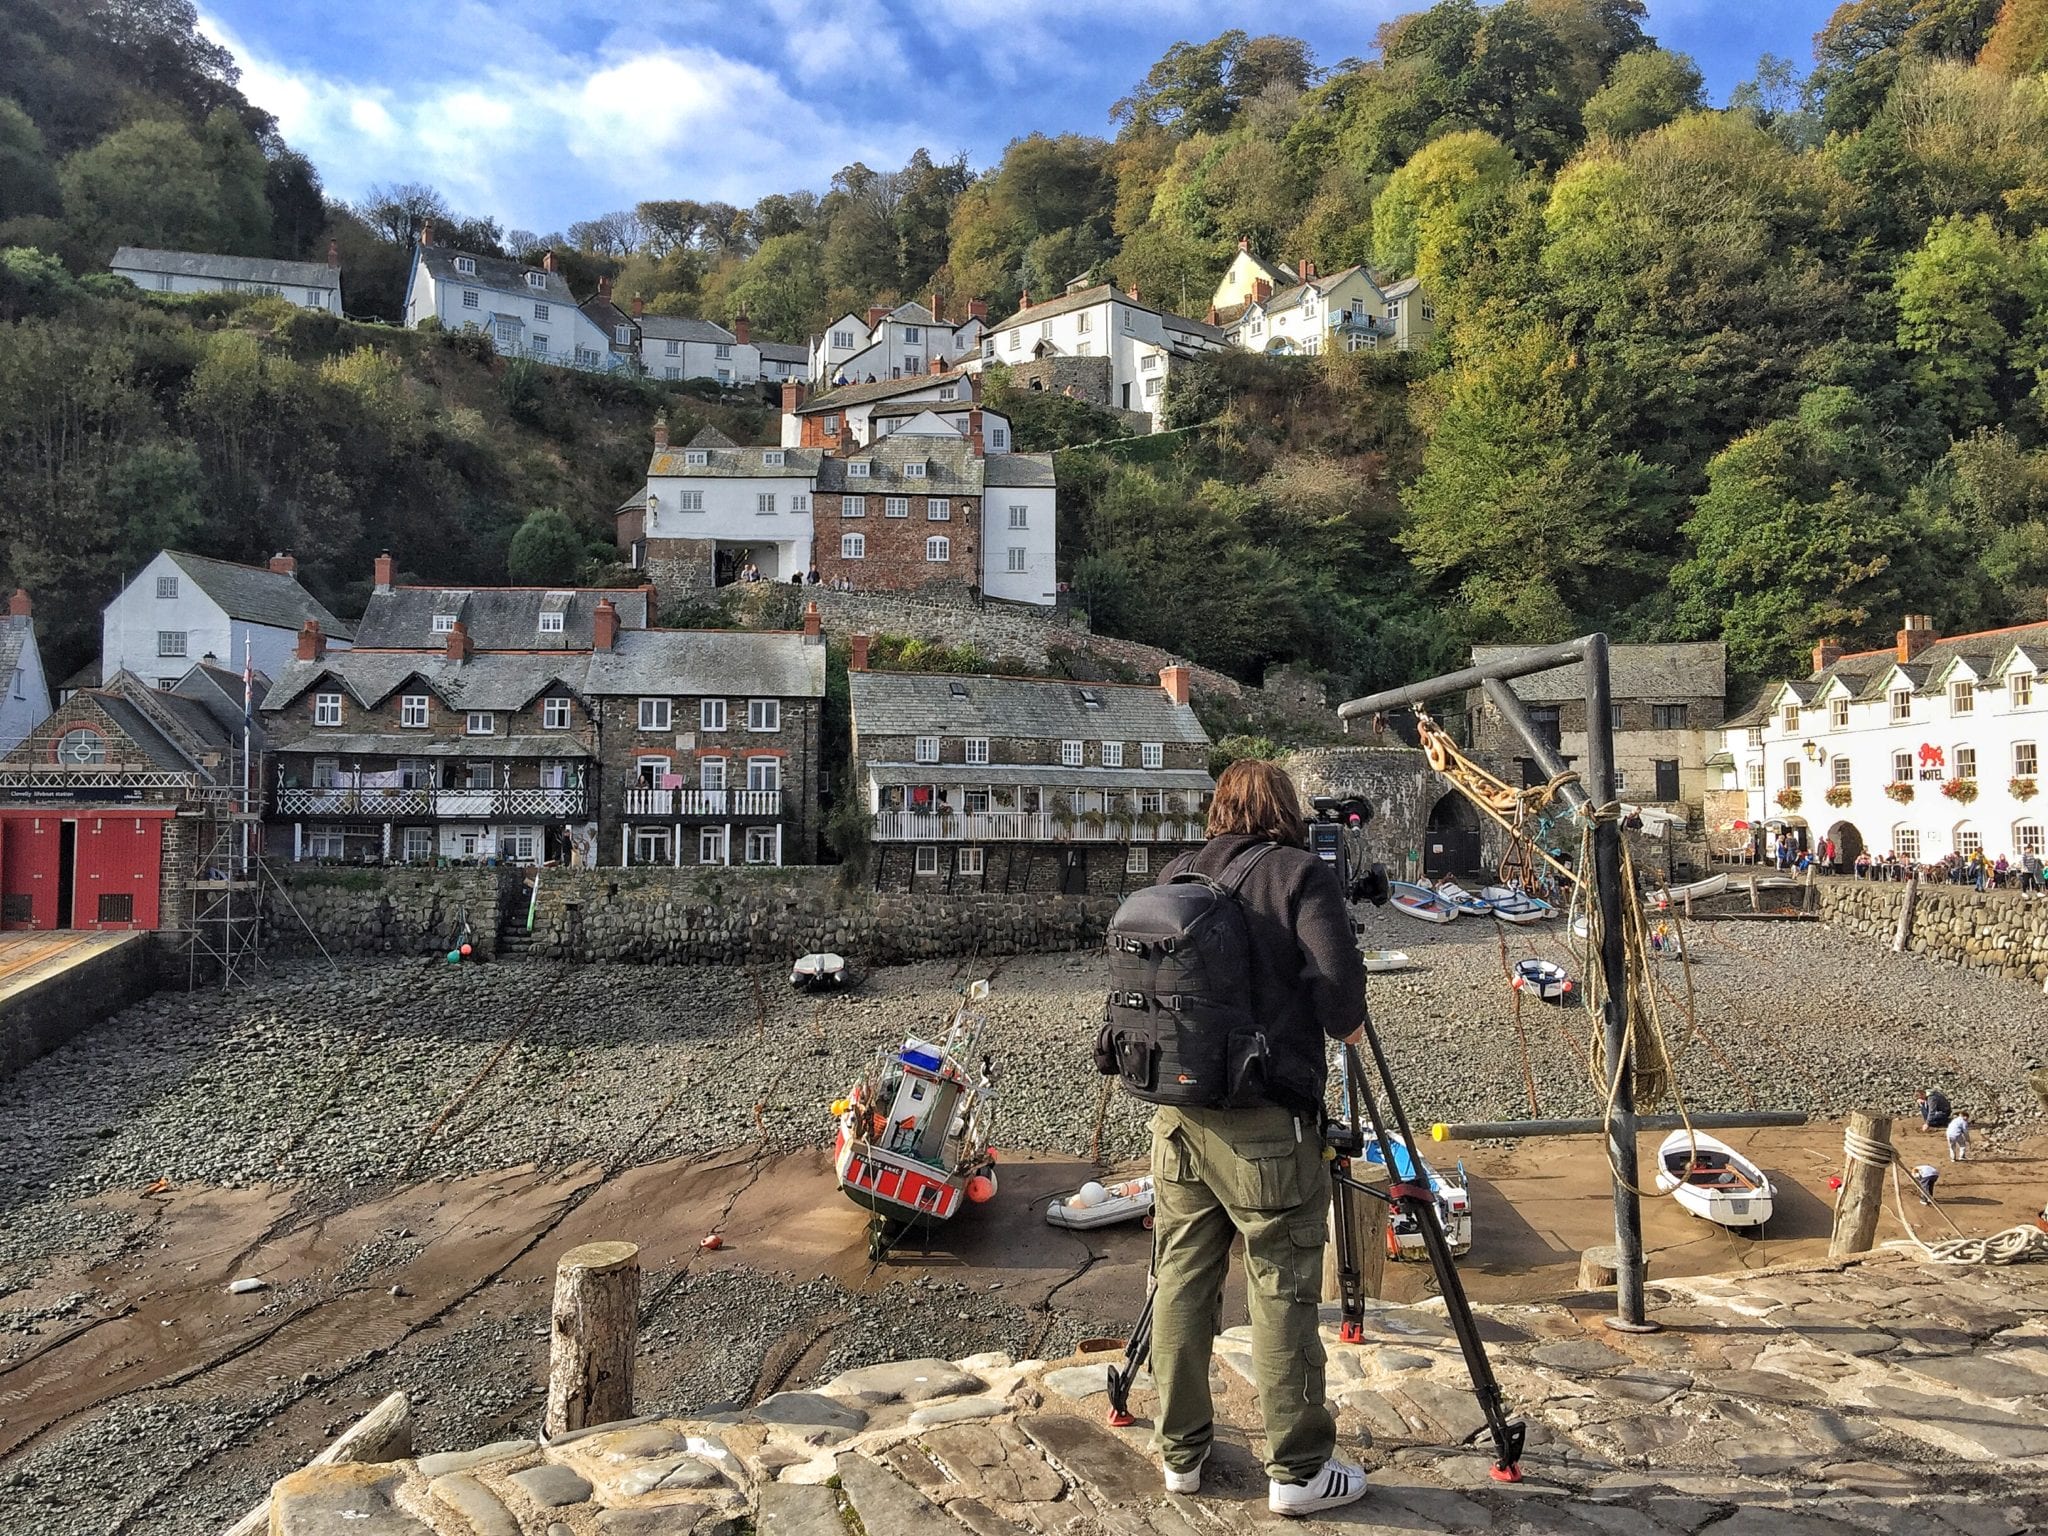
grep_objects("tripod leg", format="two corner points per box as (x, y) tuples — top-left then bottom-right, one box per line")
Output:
(1106, 1289), (1153, 1427)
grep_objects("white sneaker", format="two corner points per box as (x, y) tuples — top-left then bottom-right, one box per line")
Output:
(1269, 1458), (1367, 1517)
(1163, 1450), (1207, 1494)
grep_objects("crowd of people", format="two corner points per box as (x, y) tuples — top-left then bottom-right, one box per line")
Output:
(1849, 849), (2044, 890)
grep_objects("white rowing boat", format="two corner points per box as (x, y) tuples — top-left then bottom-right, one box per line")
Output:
(1389, 881), (1459, 923)
(1645, 873), (1727, 908)
(1362, 949), (1415, 973)
(1511, 957), (1572, 1002)
(1481, 884), (1553, 924)
(1046, 1175), (1154, 1230)
(1431, 879), (1493, 917)
(1654, 1131), (1774, 1229)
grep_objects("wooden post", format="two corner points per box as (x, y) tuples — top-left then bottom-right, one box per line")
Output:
(1577, 1244), (1621, 1289)
(1748, 875), (1759, 912)
(1893, 871), (1920, 954)
(1323, 1159), (1388, 1305)
(1829, 1113), (1891, 1259)
(225, 1392), (412, 1536)
(544, 1241), (641, 1440)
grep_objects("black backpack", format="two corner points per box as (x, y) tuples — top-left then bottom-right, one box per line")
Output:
(1095, 843), (1277, 1108)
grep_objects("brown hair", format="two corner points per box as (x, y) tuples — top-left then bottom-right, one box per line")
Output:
(1207, 759), (1306, 846)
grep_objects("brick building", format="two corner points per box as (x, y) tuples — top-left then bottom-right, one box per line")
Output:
(849, 643), (1214, 893)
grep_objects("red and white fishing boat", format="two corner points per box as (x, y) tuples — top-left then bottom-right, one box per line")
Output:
(832, 979), (999, 1259)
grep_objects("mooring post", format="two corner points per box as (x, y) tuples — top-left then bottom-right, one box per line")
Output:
(1893, 871), (1920, 954)
(544, 1241), (641, 1440)
(1829, 1112), (1892, 1258)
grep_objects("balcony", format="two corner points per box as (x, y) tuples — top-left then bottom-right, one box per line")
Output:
(274, 785), (593, 819)
(623, 788), (785, 818)
(873, 812), (1206, 843)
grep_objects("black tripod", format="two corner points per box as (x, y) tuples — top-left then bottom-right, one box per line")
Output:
(1105, 1036), (1527, 1483)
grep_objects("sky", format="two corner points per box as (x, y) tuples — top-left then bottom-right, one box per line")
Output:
(199, 0), (1842, 235)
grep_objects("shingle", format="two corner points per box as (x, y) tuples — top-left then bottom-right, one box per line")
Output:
(93, 694), (200, 770)
(1470, 643), (1726, 705)
(649, 436), (824, 479)
(165, 552), (355, 639)
(0, 615), (31, 685)
(850, 672), (1209, 745)
(756, 340), (807, 363)
(983, 455), (1056, 488)
(111, 246), (340, 290)
(264, 653), (581, 713)
(351, 588), (651, 650)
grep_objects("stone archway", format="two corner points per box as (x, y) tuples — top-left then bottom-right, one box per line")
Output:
(1826, 820), (1863, 871)
(1424, 792), (1481, 876)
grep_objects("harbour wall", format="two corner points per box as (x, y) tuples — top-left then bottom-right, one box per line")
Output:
(1816, 876), (2048, 981)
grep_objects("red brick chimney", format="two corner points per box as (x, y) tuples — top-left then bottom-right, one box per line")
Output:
(653, 415), (669, 451)
(930, 291), (944, 322)
(268, 551), (296, 576)
(1300, 258), (1316, 280)
(1254, 278), (1272, 302)
(541, 250), (556, 273)
(1812, 639), (1844, 674)
(1238, 236), (1251, 253)
(419, 220), (434, 246)
(734, 310), (750, 345)
(1018, 289), (1031, 310)
(8, 588), (30, 618)
(929, 355), (945, 375)
(866, 305), (887, 329)
(850, 634), (871, 672)
(593, 599), (619, 652)
(1161, 664), (1190, 707)
(1126, 283), (1141, 302)
(1206, 305), (1220, 325)
(327, 239), (340, 269)
(1897, 614), (1937, 664)
(802, 601), (821, 642)
(967, 298), (987, 322)
(781, 379), (806, 413)
(445, 620), (471, 664)
(296, 619), (325, 661)
(631, 293), (645, 318)
(374, 551), (394, 593)
(597, 274), (612, 300)
(968, 406), (984, 457)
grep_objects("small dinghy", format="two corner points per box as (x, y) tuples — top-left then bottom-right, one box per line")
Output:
(791, 952), (857, 991)
(1645, 873), (1727, 909)
(1481, 884), (1553, 924)
(1389, 881), (1459, 923)
(1431, 879), (1493, 917)
(1359, 1133), (1472, 1259)
(1046, 1175), (1154, 1230)
(1655, 1131), (1774, 1229)
(1512, 957), (1573, 1002)
(1362, 949), (1415, 973)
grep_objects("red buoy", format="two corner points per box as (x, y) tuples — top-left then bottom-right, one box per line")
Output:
(700, 1233), (723, 1251)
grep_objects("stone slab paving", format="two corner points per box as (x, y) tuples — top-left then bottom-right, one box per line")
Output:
(264, 1252), (2048, 1534)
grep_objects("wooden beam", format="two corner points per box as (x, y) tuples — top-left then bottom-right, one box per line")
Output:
(544, 1241), (640, 1440)
(1829, 1112), (1891, 1259)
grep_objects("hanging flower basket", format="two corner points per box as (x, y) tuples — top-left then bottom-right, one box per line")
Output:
(1942, 778), (1979, 803)
(1885, 782), (1916, 804)
(2013, 776), (2039, 802)
(1823, 785), (1853, 808)
(1775, 788), (1803, 810)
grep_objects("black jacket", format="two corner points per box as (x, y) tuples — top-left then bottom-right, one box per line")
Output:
(1159, 833), (1366, 1110)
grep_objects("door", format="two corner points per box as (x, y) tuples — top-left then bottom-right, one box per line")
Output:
(0, 814), (61, 929)
(1654, 759), (1680, 801)
(1061, 849), (1088, 895)
(1120, 383), (1131, 409)
(56, 820), (76, 929)
(72, 814), (162, 929)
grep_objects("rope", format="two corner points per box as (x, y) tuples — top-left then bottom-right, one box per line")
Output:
(1902, 1226), (2048, 1264)
(1843, 1126), (1893, 1167)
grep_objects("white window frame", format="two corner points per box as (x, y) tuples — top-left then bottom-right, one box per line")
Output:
(454, 256), (475, 275)
(1747, 762), (1764, 789)
(842, 495), (867, 518)
(746, 756), (781, 792)
(958, 847), (984, 875)
(1893, 751), (1915, 784)
(1126, 847), (1150, 875)
(401, 694), (430, 728)
(1830, 697), (1849, 729)
(677, 490), (704, 512)
(916, 735), (940, 764)
(1832, 756), (1851, 787)
(701, 698), (727, 731)
(2017, 742), (2039, 777)
(639, 697), (672, 731)
(1952, 680), (1975, 715)
(699, 755), (726, 791)
(904, 462), (928, 480)
(757, 492), (777, 513)
(466, 710), (495, 735)
(991, 427), (1008, 449)
(2018, 822), (2045, 857)
(1008, 505), (1027, 529)
(745, 826), (778, 864)
(1141, 742), (1163, 769)
(747, 699), (780, 732)
(848, 461), (871, 479)
(313, 692), (342, 727)
(763, 450), (784, 466)
(543, 697), (571, 730)
(1891, 688), (1913, 723)
(964, 737), (989, 765)
(842, 533), (866, 559)
(533, 302), (550, 321)
(1061, 740), (1083, 768)
(432, 614), (456, 633)
(884, 497), (908, 518)
(155, 575), (178, 598)
(462, 290), (479, 309)
(915, 845), (939, 874)
(525, 272), (546, 289)
(1896, 827), (1921, 862)
(685, 449), (708, 466)
(926, 535), (950, 563)
(699, 826), (726, 865)
(1782, 705), (1798, 732)
(927, 498), (950, 521)
(157, 630), (186, 658)
(538, 611), (564, 633)
(1956, 745), (1978, 781)
(665, 339), (681, 356)
(1007, 547), (1027, 573)
(1102, 741), (1124, 768)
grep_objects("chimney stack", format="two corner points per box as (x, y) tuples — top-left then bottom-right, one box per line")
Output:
(7, 588), (30, 618)
(1161, 664), (1190, 707)
(1897, 614), (1937, 664)
(929, 354), (946, 375)
(1254, 278), (1272, 302)
(1126, 282), (1141, 302)
(1238, 236), (1251, 253)
(419, 220), (434, 246)
(967, 298), (987, 322)
(866, 305), (887, 329)
(850, 634), (871, 672)
(268, 551), (296, 576)
(631, 293), (645, 318)
(374, 551), (394, 593)
(733, 310), (750, 345)
(593, 599), (619, 652)
(802, 600), (822, 642)
(1812, 639), (1844, 674)
(653, 415), (669, 451)
(597, 273), (612, 300)
(327, 239), (340, 269)
(930, 291), (944, 322)
(781, 378), (806, 414)
(1300, 258), (1316, 280)
(967, 406), (984, 457)
(1018, 289), (1031, 310)
(296, 619), (325, 661)
(541, 249), (556, 273)
(445, 619), (471, 664)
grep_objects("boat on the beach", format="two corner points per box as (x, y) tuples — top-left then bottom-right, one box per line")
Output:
(1431, 879), (1493, 917)
(1654, 1130), (1774, 1229)
(1360, 1132), (1473, 1259)
(1644, 873), (1727, 908)
(1390, 881), (1459, 923)
(1511, 957), (1572, 1002)
(1363, 949), (1415, 972)
(1481, 884), (1553, 924)
(1046, 1175), (1154, 1230)
(791, 952), (857, 991)
(832, 980), (999, 1258)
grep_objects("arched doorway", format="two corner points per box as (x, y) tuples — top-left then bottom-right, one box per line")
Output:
(1826, 820), (1863, 870)
(1424, 792), (1481, 876)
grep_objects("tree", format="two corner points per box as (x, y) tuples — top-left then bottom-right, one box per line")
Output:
(568, 209), (640, 256)
(506, 507), (585, 584)
(1895, 212), (2030, 431)
(719, 233), (827, 336)
(60, 114), (265, 253)
(1980, 0), (2048, 73)
(1370, 130), (1522, 282)
(1581, 49), (1703, 140)
(1809, 0), (2005, 135)
(0, 97), (60, 219)
(1111, 31), (1315, 138)
(263, 148), (324, 256)
(356, 182), (450, 247)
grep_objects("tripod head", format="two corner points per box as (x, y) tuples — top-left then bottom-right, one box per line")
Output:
(1308, 795), (1391, 907)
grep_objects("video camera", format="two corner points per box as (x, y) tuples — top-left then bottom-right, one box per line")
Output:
(1308, 795), (1391, 908)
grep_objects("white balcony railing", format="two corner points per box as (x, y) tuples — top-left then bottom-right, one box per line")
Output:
(624, 788), (784, 817)
(873, 812), (1206, 843)
(274, 785), (591, 818)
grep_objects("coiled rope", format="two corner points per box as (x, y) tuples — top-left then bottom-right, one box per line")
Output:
(1842, 1124), (2048, 1263)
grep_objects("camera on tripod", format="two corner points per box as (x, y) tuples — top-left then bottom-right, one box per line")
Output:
(1308, 795), (1391, 908)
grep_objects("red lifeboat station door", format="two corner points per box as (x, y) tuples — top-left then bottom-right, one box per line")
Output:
(0, 809), (167, 930)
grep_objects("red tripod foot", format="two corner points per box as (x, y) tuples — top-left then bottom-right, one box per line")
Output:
(1107, 1408), (1135, 1427)
(1338, 1321), (1365, 1344)
(1489, 1463), (1523, 1483)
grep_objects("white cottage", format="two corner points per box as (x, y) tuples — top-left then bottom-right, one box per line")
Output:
(102, 551), (353, 691)
(977, 282), (1228, 431)
(110, 245), (345, 314)
(402, 230), (617, 372)
(0, 589), (51, 755)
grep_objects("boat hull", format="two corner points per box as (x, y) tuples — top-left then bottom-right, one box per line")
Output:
(1389, 881), (1458, 923)
(1362, 950), (1413, 972)
(1512, 958), (1572, 1002)
(1654, 1130), (1774, 1228)
(1479, 886), (1552, 924)
(834, 1124), (972, 1227)
(1046, 1175), (1154, 1230)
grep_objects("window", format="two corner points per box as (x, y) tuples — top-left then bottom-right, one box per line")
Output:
(1613, 769), (1628, 792)
(313, 693), (342, 726)
(1076, 312), (1092, 334)
(958, 847), (984, 875)
(1956, 827), (1982, 858)
(1952, 680), (1975, 715)
(964, 789), (990, 814)
(1127, 846), (1150, 875)
(699, 756), (726, 791)
(402, 694), (429, 728)
(399, 757), (433, 789)
(615, 324), (633, 345)
(543, 698), (571, 731)
(842, 533), (866, 559)
(2013, 673), (2034, 707)
(999, 504), (1027, 533)
(677, 491), (704, 511)
(1652, 704), (1688, 730)
(926, 499), (950, 520)
(1007, 547), (1027, 573)
(1957, 746), (1977, 781)
(914, 735), (941, 764)
(965, 737), (989, 765)
(746, 756), (781, 792)
(665, 367), (679, 380)
(533, 303), (550, 321)
(538, 612), (564, 633)
(665, 339), (681, 356)
(1782, 706), (1798, 732)
(902, 326), (921, 343)
(745, 827), (778, 864)
(1891, 688), (1913, 723)
(402, 827), (434, 862)
(1142, 743), (1163, 769)
(905, 461), (928, 480)
(763, 451), (784, 466)
(54, 728), (105, 765)
(157, 631), (186, 658)
(698, 827), (725, 865)
(2019, 823), (2045, 858)
(926, 536), (950, 563)
(155, 576), (178, 599)
(525, 272), (546, 289)
(454, 256), (476, 274)
(885, 497), (909, 518)
(2018, 743), (2039, 777)
(1831, 757), (1851, 788)
(1893, 750), (1915, 784)
(842, 495), (867, 518)
(311, 757), (340, 789)
(699, 698), (727, 732)
(790, 494), (808, 512)
(757, 493), (777, 513)
(1007, 330), (1020, 352)
(1896, 828), (1921, 862)
(915, 845), (939, 874)
(833, 329), (853, 349)
(1747, 762), (1764, 789)
(1141, 352), (1160, 370)
(715, 343), (731, 359)
(747, 699), (780, 731)
(1781, 760), (1801, 791)
(685, 449), (708, 466)
(466, 711), (494, 735)
(463, 290), (479, 309)
(1144, 378), (1161, 398)
(848, 461), (870, 479)
(1831, 697), (1850, 729)
(639, 697), (671, 731)
(1610, 704), (1625, 732)
(991, 427), (1008, 450)
(432, 614), (456, 634)
(1747, 726), (1764, 748)
(1061, 740), (1083, 767)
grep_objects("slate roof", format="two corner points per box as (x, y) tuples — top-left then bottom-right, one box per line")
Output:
(648, 428), (825, 479)
(86, 676), (238, 772)
(171, 662), (272, 748)
(417, 246), (574, 303)
(757, 340), (807, 364)
(0, 614), (33, 688)
(817, 435), (985, 494)
(352, 587), (652, 650)
(887, 301), (938, 324)
(1258, 265), (1372, 318)
(95, 694), (205, 771)
(1470, 643), (1726, 706)
(988, 284), (1136, 332)
(866, 762), (1214, 792)
(1739, 620), (2048, 712)
(798, 371), (973, 414)
(163, 552), (355, 640)
(276, 733), (593, 759)
(111, 246), (340, 290)
(1382, 277), (1422, 301)
(636, 314), (738, 345)
(850, 672), (1210, 745)
(983, 455), (1056, 488)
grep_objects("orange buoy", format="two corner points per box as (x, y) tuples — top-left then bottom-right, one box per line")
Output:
(459, 943), (473, 957)
(700, 1234), (723, 1251)
(966, 1175), (996, 1204)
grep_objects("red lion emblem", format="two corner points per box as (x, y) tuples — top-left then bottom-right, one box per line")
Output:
(1919, 743), (1945, 768)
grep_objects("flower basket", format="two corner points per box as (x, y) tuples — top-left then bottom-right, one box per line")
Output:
(1774, 788), (1803, 811)
(1942, 778), (1979, 803)
(2013, 777), (2039, 802)
(1885, 781), (1915, 804)
(1823, 785), (1853, 808)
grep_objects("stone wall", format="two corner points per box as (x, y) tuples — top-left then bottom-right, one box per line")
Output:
(644, 537), (715, 598)
(1282, 745), (1465, 876)
(267, 867), (513, 958)
(1818, 876), (2048, 981)
(0, 934), (159, 1077)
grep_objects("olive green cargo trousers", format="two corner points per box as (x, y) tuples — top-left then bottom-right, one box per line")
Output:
(1149, 1102), (1335, 1483)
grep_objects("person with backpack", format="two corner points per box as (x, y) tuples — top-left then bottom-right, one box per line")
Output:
(1100, 760), (1368, 1517)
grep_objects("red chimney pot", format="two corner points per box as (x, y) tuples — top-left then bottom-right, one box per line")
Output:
(296, 619), (326, 662)
(374, 551), (395, 593)
(593, 599), (619, 652)
(541, 250), (556, 273)
(327, 239), (340, 269)
(968, 406), (984, 458)
(653, 415), (669, 451)
(268, 551), (296, 576)
(7, 588), (30, 618)
(802, 601), (822, 641)
(1161, 665), (1191, 707)
(850, 634), (871, 672)
(445, 620), (471, 664)
(631, 293), (645, 318)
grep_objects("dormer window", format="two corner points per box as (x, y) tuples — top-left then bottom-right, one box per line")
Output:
(431, 614), (456, 634)
(1781, 705), (1798, 732)
(1891, 688), (1912, 723)
(454, 257), (475, 275)
(1951, 680), (1974, 715)
(848, 461), (870, 479)
(615, 324), (632, 345)
(763, 451), (784, 466)
(2014, 672), (2035, 707)
(539, 612), (565, 633)
(904, 461), (927, 479)
(525, 272), (546, 289)
(685, 450), (708, 466)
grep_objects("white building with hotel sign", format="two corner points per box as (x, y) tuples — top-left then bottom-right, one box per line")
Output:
(1718, 614), (2048, 867)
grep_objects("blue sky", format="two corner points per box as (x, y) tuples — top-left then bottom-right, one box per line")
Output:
(201, 1), (1841, 234)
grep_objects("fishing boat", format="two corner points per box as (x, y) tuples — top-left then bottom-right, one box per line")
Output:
(1654, 1131), (1774, 1229)
(1360, 1132), (1473, 1259)
(790, 952), (857, 991)
(1046, 1175), (1154, 1230)
(1511, 957), (1572, 1002)
(1389, 880), (1459, 923)
(1481, 884), (1553, 924)
(1431, 879), (1493, 917)
(1363, 949), (1415, 973)
(832, 980), (999, 1259)
(1644, 873), (1727, 908)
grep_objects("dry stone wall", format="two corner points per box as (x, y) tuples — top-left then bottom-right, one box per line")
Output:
(266, 868), (513, 958)
(1818, 876), (2048, 981)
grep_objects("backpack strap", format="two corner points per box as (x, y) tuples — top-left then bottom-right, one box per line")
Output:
(1169, 840), (1279, 894)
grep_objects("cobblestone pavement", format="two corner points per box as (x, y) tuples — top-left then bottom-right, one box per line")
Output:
(267, 1250), (2047, 1534)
